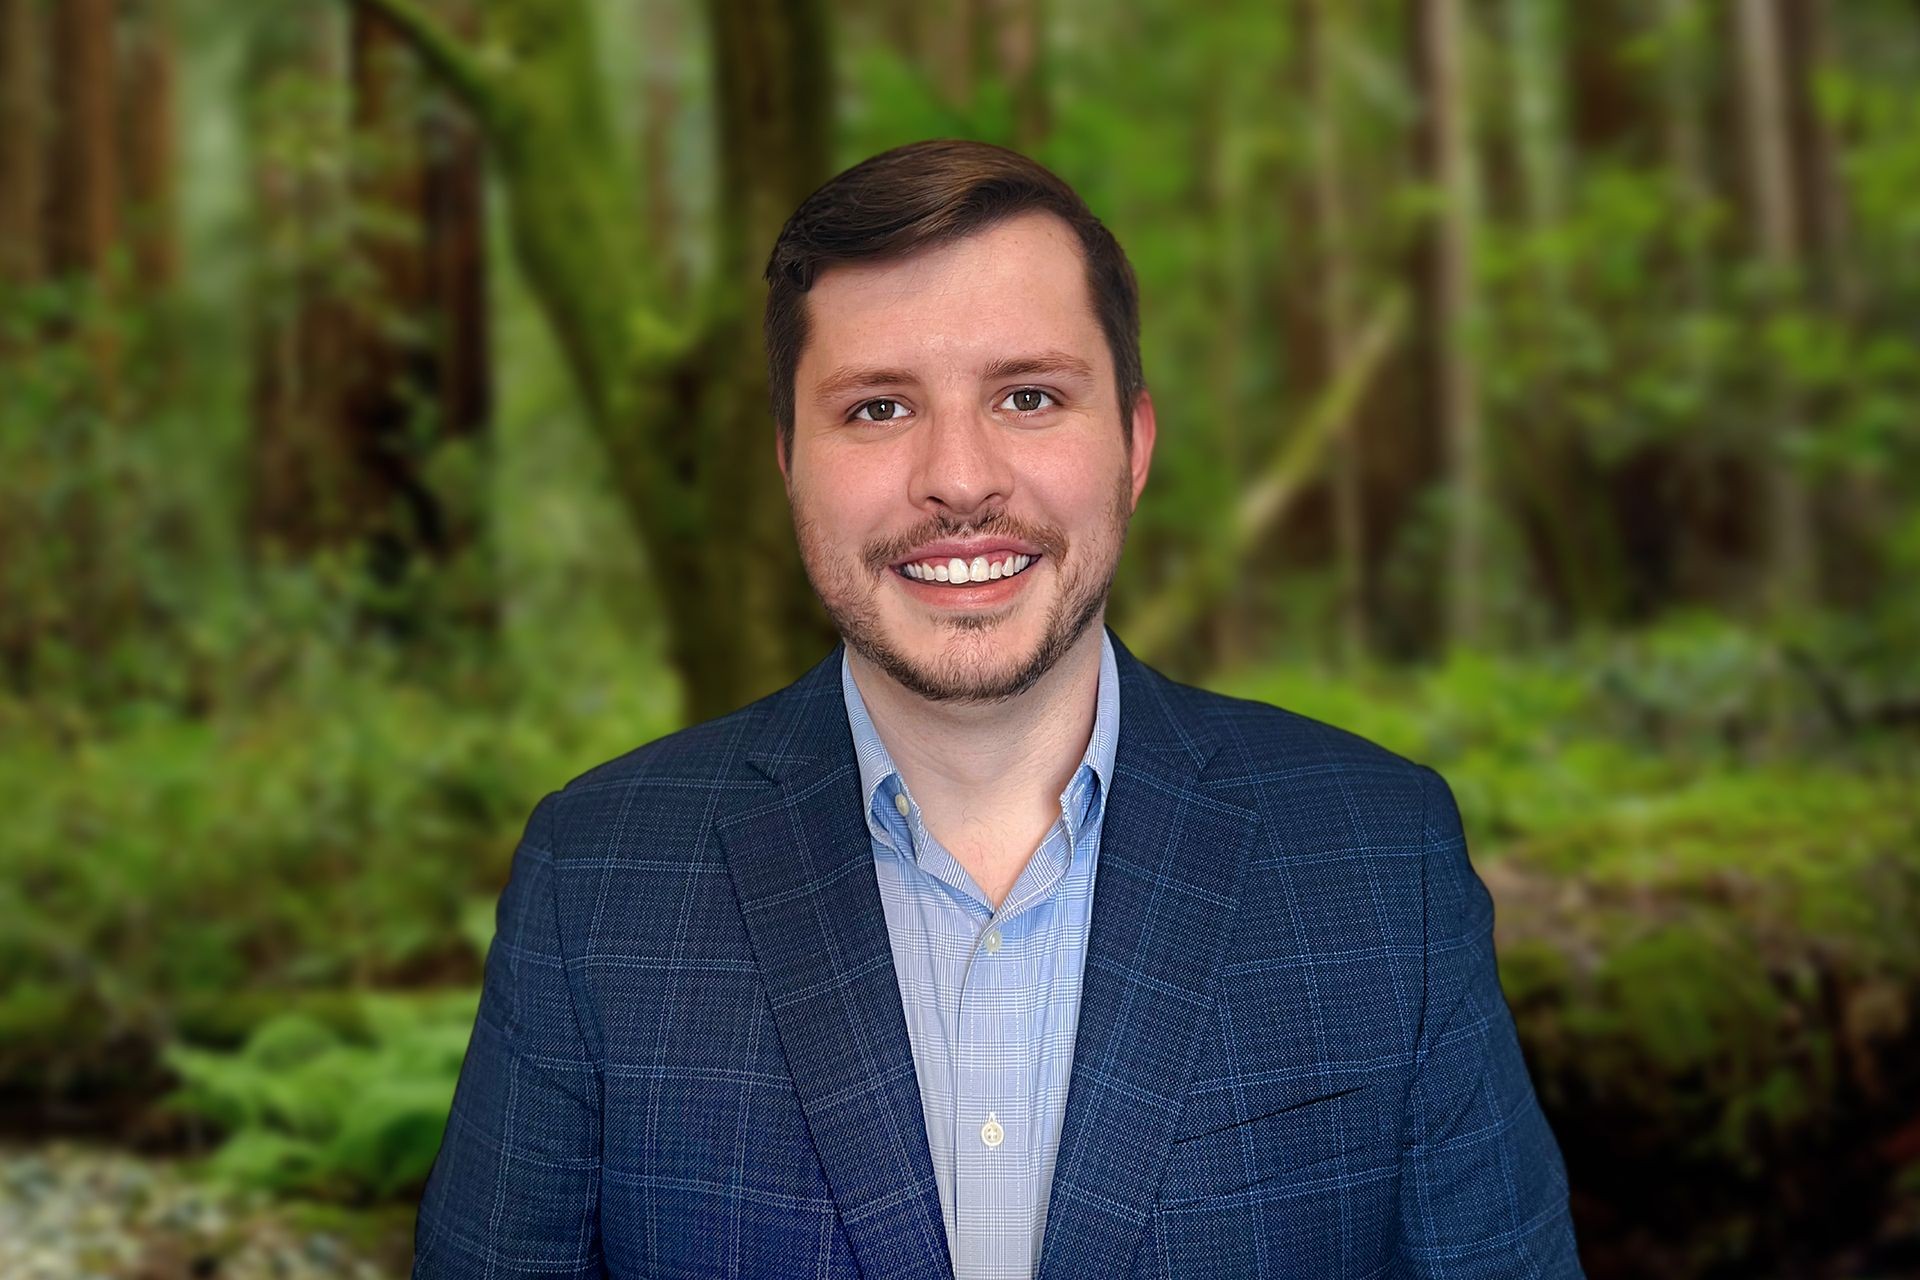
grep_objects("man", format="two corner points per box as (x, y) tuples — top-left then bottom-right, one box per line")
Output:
(413, 140), (1583, 1279)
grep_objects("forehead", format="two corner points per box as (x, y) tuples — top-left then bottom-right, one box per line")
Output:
(794, 211), (1110, 387)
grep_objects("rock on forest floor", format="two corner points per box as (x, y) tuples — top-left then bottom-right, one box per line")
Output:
(1, 1145), (408, 1279)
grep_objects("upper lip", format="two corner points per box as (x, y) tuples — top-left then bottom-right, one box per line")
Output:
(892, 539), (1042, 567)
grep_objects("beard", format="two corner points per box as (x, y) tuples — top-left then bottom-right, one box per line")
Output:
(788, 462), (1134, 705)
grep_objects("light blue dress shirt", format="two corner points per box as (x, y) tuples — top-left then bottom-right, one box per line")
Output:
(839, 632), (1120, 1280)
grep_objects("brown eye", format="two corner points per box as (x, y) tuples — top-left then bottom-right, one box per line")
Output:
(1003, 388), (1054, 413)
(854, 398), (905, 422)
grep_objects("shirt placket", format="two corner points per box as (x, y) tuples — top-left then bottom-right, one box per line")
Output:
(952, 906), (1017, 1274)
(952, 810), (1082, 1278)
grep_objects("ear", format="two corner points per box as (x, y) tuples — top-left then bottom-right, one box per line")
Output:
(775, 425), (792, 488)
(1127, 388), (1156, 510)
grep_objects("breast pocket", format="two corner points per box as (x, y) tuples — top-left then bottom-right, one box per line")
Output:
(1158, 1078), (1400, 1205)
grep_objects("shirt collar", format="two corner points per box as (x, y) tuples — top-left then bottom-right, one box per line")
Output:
(840, 628), (1120, 843)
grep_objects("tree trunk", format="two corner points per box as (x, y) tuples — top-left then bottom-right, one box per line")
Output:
(341, 2), (493, 626)
(243, 6), (362, 558)
(0, 0), (45, 289)
(417, 3), (492, 626)
(1656, 0), (1711, 308)
(0, 0), (46, 688)
(692, 0), (838, 710)
(1653, 0), (1738, 607)
(44, 0), (119, 281)
(1780, 0), (1854, 313)
(1299, 0), (1367, 663)
(930, 0), (979, 109)
(637, 0), (689, 305)
(1199, 48), (1250, 669)
(120, 0), (178, 293)
(39, 0), (123, 686)
(1733, 0), (1816, 617)
(1781, 0), (1882, 610)
(985, 0), (1049, 148)
(1497, 0), (1631, 631)
(1413, 0), (1486, 648)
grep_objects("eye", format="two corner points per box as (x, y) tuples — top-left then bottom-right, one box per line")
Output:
(1000, 387), (1056, 414)
(851, 398), (911, 423)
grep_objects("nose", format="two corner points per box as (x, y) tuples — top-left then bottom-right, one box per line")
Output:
(907, 403), (1014, 518)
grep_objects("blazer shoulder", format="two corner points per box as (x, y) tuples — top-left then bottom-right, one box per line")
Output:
(551, 682), (788, 799)
(1164, 672), (1431, 787)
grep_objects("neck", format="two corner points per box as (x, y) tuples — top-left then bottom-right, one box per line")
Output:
(847, 621), (1106, 813)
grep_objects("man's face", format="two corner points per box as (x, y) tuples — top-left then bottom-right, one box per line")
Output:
(778, 210), (1156, 704)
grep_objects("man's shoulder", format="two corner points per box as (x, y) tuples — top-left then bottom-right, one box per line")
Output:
(557, 691), (783, 800)
(1150, 666), (1430, 788)
(1151, 673), (1463, 939)
(540, 644), (846, 820)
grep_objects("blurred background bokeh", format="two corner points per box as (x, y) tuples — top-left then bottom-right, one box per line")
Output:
(1, 0), (1916, 1275)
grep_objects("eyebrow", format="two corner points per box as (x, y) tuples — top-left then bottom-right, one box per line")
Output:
(809, 350), (1099, 406)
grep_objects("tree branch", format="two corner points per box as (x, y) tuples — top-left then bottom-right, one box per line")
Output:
(346, 0), (498, 124)
(1122, 291), (1407, 663)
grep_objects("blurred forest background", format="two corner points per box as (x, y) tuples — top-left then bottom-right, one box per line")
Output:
(0, 0), (1916, 1276)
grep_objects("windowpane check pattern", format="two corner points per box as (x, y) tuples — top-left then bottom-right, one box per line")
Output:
(840, 632), (1119, 1280)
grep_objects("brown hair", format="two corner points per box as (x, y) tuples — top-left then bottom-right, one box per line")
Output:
(763, 139), (1144, 465)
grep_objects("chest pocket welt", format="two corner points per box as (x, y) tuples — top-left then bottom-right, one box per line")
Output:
(1157, 1078), (1401, 1204)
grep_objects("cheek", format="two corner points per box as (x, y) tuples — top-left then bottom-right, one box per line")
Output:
(822, 446), (921, 511)
(793, 468), (896, 553)
(1033, 462), (1123, 526)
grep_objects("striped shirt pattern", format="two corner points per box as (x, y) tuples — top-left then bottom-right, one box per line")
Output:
(839, 632), (1120, 1280)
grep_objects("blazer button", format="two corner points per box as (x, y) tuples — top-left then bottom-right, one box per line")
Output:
(981, 1112), (1004, 1148)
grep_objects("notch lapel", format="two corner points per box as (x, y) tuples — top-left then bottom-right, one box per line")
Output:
(718, 646), (953, 1280)
(1036, 630), (1260, 1280)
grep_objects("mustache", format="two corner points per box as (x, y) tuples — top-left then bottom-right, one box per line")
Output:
(865, 509), (1069, 572)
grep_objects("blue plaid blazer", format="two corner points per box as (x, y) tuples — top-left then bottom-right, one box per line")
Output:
(414, 627), (1584, 1279)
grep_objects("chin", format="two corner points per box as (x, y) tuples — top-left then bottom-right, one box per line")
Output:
(853, 585), (1104, 706)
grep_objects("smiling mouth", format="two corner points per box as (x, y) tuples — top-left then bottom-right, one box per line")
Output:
(895, 553), (1039, 585)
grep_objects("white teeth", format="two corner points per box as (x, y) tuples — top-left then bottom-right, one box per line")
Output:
(904, 552), (1037, 584)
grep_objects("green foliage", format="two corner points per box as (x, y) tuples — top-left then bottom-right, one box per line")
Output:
(0, 607), (675, 1089)
(164, 992), (480, 1201)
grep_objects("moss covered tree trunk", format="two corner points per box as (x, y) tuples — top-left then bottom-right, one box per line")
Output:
(354, 0), (836, 723)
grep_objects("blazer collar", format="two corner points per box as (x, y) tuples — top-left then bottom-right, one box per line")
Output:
(722, 627), (1256, 1279)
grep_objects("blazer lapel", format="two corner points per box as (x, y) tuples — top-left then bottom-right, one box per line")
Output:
(718, 646), (953, 1280)
(1036, 630), (1261, 1280)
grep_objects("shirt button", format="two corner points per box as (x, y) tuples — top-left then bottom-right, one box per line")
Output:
(980, 1112), (1004, 1148)
(894, 792), (909, 816)
(983, 930), (1001, 953)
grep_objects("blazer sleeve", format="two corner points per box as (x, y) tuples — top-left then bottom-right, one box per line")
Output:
(413, 791), (605, 1279)
(1395, 766), (1585, 1278)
